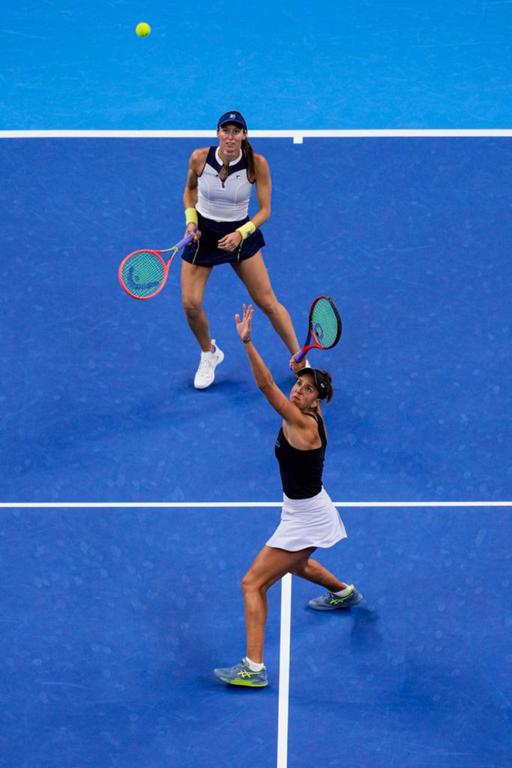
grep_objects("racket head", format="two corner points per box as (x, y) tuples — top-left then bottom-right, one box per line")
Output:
(118, 249), (168, 300)
(309, 295), (342, 349)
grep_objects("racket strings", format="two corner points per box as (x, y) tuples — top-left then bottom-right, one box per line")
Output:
(311, 298), (341, 348)
(121, 251), (165, 298)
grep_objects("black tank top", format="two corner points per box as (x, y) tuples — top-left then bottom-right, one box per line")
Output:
(274, 415), (327, 499)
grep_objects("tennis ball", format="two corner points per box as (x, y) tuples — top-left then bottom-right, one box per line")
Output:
(136, 22), (151, 37)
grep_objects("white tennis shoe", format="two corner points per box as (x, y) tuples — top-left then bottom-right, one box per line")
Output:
(194, 340), (224, 389)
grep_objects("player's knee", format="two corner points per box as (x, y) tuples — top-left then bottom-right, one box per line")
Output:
(182, 297), (203, 320)
(241, 572), (254, 593)
(242, 571), (261, 594)
(253, 293), (278, 317)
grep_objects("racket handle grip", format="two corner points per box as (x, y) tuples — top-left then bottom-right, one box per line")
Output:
(176, 234), (194, 250)
(294, 348), (307, 364)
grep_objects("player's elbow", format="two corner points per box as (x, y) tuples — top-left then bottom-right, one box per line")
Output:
(258, 377), (278, 400)
(257, 374), (274, 393)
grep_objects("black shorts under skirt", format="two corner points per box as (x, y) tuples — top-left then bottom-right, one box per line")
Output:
(181, 212), (265, 267)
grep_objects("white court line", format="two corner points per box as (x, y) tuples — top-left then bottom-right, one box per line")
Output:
(0, 501), (510, 508)
(1, 129), (512, 140)
(277, 573), (292, 768)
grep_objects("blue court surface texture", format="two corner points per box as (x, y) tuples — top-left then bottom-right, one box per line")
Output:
(2, 2), (512, 768)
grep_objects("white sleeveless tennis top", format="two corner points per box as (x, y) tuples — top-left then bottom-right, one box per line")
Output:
(196, 147), (254, 222)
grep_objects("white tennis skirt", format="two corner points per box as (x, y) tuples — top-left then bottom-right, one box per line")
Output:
(266, 487), (347, 552)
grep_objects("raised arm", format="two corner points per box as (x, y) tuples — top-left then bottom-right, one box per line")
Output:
(235, 305), (310, 426)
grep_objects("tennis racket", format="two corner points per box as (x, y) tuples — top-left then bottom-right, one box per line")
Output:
(295, 295), (342, 364)
(118, 234), (193, 300)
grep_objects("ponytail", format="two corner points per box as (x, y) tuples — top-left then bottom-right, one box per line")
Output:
(320, 370), (334, 403)
(242, 138), (256, 182)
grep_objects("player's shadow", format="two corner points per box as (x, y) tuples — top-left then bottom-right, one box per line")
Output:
(304, 602), (383, 653)
(349, 605), (383, 653)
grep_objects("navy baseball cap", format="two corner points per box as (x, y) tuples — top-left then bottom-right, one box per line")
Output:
(296, 367), (331, 401)
(217, 111), (248, 131)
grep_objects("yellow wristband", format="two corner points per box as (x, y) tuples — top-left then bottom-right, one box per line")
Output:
(185, 207), (198, 226)
(236, 221), (256, 240)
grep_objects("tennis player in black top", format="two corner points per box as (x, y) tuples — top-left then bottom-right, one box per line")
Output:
(213, 305), (363, 688)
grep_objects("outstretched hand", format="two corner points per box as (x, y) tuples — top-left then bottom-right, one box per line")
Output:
(235, 304), (253, 343)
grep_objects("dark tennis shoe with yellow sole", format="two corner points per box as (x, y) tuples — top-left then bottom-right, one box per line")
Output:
(214, 659), (268, 687)
(308, 585), (363, 611)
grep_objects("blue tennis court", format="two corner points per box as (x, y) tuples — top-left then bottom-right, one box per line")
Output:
(1, 2), (512, 767)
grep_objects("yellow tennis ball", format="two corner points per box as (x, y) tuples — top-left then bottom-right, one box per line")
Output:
(135, 22), (151, 37)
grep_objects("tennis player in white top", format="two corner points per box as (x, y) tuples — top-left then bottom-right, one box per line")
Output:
(182, 110), (303, 389)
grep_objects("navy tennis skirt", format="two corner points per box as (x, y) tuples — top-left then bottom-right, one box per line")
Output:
(181, 212), (265, 267)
